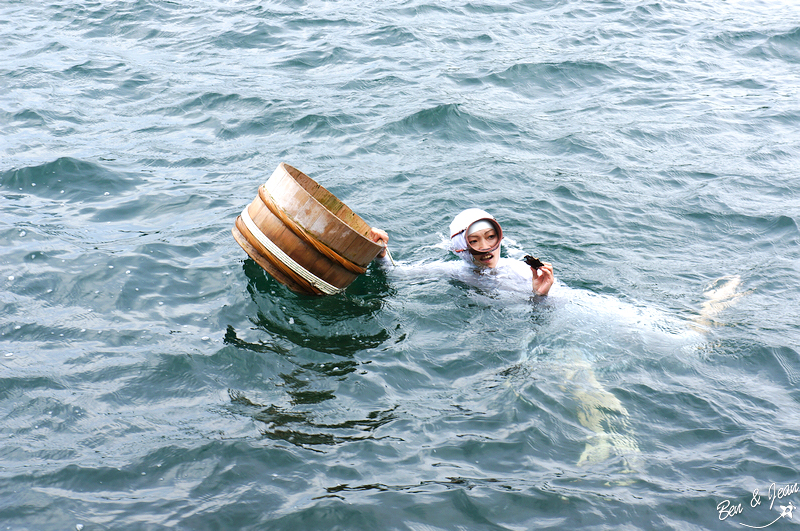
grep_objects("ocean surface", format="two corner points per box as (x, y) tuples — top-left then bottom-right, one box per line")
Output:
(2, 0), (800, 529)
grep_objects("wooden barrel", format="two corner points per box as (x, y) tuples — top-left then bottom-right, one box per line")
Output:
(232, 163), (384, 295)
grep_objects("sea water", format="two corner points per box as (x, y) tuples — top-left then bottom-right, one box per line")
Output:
(2, 0), (799, 529)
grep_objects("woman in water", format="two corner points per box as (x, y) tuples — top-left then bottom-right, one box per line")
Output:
(369, 207), (555, 296)
(368, 208), (744, 469)
(369, 209), (635, 467)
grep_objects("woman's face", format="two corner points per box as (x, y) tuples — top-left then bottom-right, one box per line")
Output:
(467, 227), (500, 268)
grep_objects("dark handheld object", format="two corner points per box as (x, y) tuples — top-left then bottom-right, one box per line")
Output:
(523, 255), (544, 269)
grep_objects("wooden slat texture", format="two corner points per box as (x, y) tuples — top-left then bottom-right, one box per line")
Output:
(232, 162), (382, 295)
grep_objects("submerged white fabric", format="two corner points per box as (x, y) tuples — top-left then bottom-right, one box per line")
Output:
(477, 257), (534, 288)
(377, 255), (701, 346)
(377, 255), (536, 294)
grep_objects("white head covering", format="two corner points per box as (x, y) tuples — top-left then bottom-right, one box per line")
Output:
(467, 220), (494, 236)
(449, 208), (503, 265)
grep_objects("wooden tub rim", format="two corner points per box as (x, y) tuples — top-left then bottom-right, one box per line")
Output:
(272, 163), (383, 258)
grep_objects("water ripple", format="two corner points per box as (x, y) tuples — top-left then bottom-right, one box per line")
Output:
(3, 0), (800, 529)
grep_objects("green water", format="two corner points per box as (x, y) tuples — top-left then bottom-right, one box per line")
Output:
(2, 0), (800, 529)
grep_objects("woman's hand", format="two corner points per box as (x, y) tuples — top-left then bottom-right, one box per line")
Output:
(532, 262), (554, 296)
(368, 228), (389, 258)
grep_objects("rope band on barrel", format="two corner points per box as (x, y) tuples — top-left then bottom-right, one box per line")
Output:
(239, 206), (343, 295)
(258, 187), (367, 275)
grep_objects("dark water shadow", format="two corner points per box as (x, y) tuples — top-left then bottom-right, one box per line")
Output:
(222, 259), (399, 447)
(235, 258), (393, 356)
(227, 390), (399, 451)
